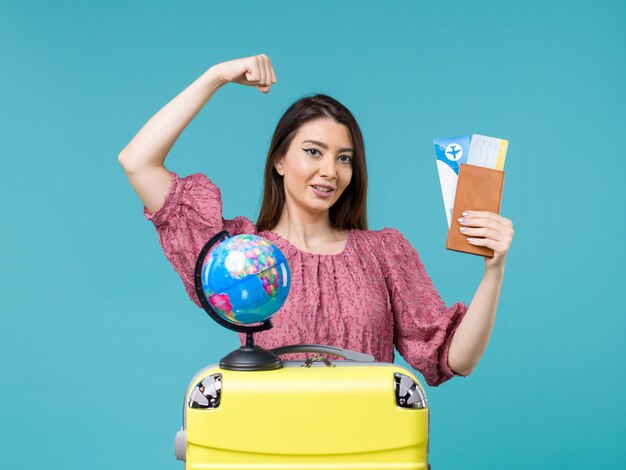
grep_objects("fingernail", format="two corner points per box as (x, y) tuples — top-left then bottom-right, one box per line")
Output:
(458, 218), (465, 224)
(460, 227), (467, 232)
(462, 211), (470, 216)
(467, 238), (475, 243)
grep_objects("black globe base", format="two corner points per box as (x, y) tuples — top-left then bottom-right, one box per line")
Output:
(219, 345), (282, 371)
(219, 331), (283, 371)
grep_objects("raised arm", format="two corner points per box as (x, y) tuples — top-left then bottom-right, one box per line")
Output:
(118, 54), (277, 214)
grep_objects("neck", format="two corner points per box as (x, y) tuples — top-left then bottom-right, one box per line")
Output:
(271, 205), (343, 250)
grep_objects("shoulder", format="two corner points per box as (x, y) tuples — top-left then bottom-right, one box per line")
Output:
(178, 172), (220, 194)
(166, 172), (225, 211)
(353, 227), (423, 268)
(351, 227), (408, 246)
(350, 227), (416, 263)
(144, 172), (242, 230)
(154, 172), (221, 208)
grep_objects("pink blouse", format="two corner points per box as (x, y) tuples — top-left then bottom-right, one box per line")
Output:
(144, 172), (468, 386)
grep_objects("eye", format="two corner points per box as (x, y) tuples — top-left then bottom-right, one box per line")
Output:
(338, 155), (353, 164)
(303, 148), (321, 157)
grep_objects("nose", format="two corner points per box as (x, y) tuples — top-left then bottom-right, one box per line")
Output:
(318, 155), (337, 180)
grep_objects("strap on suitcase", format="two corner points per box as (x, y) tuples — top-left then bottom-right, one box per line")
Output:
(270, 344), (375, 362)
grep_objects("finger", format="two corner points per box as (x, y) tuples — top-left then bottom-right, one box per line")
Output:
(459, 226), (501, 239)
(466, 236), (502, 252)
(462, 211), (503, 222)
(465, 231), (511, 250)
(261, 54), (272, 85)
(463, 211), (513, 230)
(268, 56), (277, 82)
(466, 236), (488, 246)
(460, 213), (514, 233)
(462, 224), (514, 250)
(458, 217), (505, 232)
(471, 238), (510, 258)
(256, 55), (266, 84)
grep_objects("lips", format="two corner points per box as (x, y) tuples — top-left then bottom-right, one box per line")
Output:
(310, 184), (335, 198)
(310, 184), (335, 191)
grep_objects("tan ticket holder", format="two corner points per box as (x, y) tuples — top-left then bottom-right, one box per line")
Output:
(446, 163), (505, 257)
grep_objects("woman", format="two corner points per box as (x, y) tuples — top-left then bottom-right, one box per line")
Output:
(119, 54), (514, 387)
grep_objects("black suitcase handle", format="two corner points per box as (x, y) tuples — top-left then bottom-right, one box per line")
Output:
(270, 344), (375, 363)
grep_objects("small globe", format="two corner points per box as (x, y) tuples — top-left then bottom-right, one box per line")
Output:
(200, 234), (290, 325)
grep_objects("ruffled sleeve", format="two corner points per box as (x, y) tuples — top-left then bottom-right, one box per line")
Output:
(143, 172), (257, 307)
(380, 228), (468, 386)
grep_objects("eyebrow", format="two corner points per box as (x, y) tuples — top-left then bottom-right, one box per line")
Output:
(301, 139), (353, 153)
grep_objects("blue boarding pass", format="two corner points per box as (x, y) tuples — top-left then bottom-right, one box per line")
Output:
(433, 135), (470, 228)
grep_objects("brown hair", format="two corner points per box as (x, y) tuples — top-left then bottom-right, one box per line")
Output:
(255, 94), (368, 231)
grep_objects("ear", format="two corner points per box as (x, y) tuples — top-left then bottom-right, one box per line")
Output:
(274, 158), (285, 176)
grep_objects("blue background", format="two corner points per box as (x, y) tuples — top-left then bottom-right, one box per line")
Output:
(1, 1), (624, 468)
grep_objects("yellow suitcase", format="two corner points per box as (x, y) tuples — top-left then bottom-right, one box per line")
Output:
(174, 344), (430, 470)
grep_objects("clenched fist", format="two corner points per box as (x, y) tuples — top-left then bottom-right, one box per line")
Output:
(211, 54), (277, 94)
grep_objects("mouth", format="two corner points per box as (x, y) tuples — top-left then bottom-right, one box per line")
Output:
(310, 184), (335, 198)
(311, 184), (335, 191)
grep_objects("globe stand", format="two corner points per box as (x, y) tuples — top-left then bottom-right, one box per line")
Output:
(194, 230), (286, 372)
(219, 331), (281, 371)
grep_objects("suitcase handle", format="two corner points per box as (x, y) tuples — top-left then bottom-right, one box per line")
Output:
(270, 344), (375, 362)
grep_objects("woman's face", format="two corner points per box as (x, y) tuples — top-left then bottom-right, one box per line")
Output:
(274, 118), (354, 218)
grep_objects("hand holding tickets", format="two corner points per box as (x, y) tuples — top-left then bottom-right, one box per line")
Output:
(433, 134), (514, 267)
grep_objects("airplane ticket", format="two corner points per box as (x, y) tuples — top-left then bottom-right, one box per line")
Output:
(434, 134), (508, 227)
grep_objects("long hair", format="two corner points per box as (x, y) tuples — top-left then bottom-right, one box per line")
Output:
(255, 94), (368, 231)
